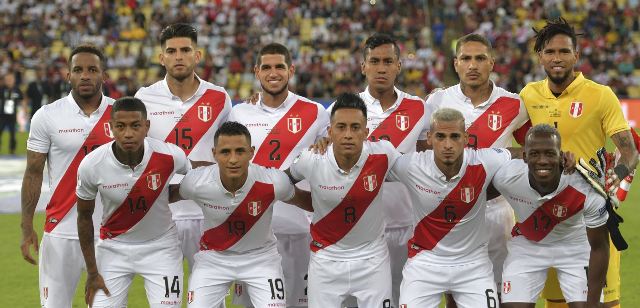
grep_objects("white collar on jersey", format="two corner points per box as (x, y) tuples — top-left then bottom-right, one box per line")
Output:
(327, 142), (369, 175)
(160, 74), (206, 102)
(361, 86), (404, 112)
(452, 81), (498, 108)
(430, 148), (471, 182)
(257, 91), (295, 112)
(66, 92), (109, 116)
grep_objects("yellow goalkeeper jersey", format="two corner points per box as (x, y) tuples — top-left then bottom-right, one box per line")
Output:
(520, 72), (629, 163)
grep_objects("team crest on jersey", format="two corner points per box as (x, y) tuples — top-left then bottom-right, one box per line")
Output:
(188, 291), (194, 303)
(552, 204), (568, 218)
(503, 281), (511, 294)
(363, 174), (378, 192)
(396, 114), (410, 131)
(570, 102), (583, 118)
(103, 122), (114, 138)
(198, 105), (213, 122)
(487, 113), (502, 131)
(460, 186), (475, 203)
(287, 117), (302, 134)
(248, 201), (262, 216)
(147, 173), (162, 191)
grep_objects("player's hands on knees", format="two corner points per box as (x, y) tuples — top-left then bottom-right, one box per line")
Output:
(243, 92), (261, 105)
(20, 227), (39, 265)
(309, 137), (331, 154)
(562, 151), (576, 174)
(85, 272), (110, 306)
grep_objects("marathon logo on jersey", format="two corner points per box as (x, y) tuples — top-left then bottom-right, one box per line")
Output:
(570, 102), (583, 118)
(287, 116), (302, 134)
(188, 291), (194, 304)
(198, 105), (213, 122)
(248, 201), (262, 216)
(396, 114), (410, 131)
(103, 122), (114, 138)
(503, 281), (511, 294)
(553, 204), (568, 218)
(460, 186), (474, 203)
(147, 173), (162, 191)
(363, 174), (378, 192)
(487, 113), (502, 131)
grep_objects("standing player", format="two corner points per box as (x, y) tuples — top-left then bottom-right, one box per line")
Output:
(425, 34), (530, 303)
(20, 44), (114, 307)
(135, 23), (232, 273)
(228, 43), (329, 307)
(390, 108), (519, 307)
(76, 97), (189, 307)
(520, 17), (638, 308)
(288, 93), (399, 307)
(493, 124), (609, 308)
(176, 121), (311, 307)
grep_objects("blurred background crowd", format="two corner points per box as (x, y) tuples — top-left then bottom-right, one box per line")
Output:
(1, 0), (639, 118)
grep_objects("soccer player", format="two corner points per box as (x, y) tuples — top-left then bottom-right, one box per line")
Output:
(76, 97), (190, 307)
(520, 17), (639, 308)
(135, 23), (232, 273)
(175, 121), (311, 307)
(493, 124), (609, 308)
(390, 108), (520, 307)
(288, 93), (399, 307)
(328, 33), (430, 308)
(20, 44), (115, 308)
(228, 43), (329, 307)
(425, 33), (530, 303)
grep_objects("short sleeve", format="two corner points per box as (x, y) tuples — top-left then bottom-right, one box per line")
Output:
(380, 140), (401, 166)
(170, 143), (192, 175)
(417, 100), (430, 140)
(272, 169), (295, 202)
(315, 106), (330, 141)
(423, 95), (439, 134)
(178, 168), (199, 201)
(76, 157), (98, 201)
(600, 87), (630, 137)
(388, 153), (413, 183)
(26, 108), (50, 153)
(289, 149), (313, 182)
(583, 192), (608, 229)
(477, 148), (512, 176)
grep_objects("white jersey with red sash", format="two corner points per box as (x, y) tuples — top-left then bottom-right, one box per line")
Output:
(425, 84), (530, 149)
(135, 77), (231, 220)
(289, 141), (401, 260)
(229, 91), (329, 234)
(492, 160), (608, 244)
(388, 148), (511, 261)
(27, 93), (115, 238)
(179, 164), (295, 253)
(76, 138), (191, 242)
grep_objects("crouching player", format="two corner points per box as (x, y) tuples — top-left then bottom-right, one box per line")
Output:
(174, 121), (311, 308)
(493, 124), (609, 308)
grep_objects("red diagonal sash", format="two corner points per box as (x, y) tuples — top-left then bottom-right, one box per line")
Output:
(199, 182), (276, 251)
(44, 106), (113, 232)
(368, 98), (424, 148)
(408, 164), (487, 258)
(100, 152), (174, 239)
(253, 100), (318, 168)
(310, 154), (388, 252)
(511, 186), (586, 242)
(466, 97), (521, 149)
(165, 89), (226, 156)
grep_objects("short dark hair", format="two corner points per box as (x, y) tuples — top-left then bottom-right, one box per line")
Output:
(159, 23), (198, 47)
(363, 33), (400, 60)
(533, 17), (579, 53)
(111, 97), (147, 119)
(257, 43), (292, 66)
(455, 33), (493, 56)
(69, 44), (106, 70)
(330, 93), (367, 121)
(214, 121), (252, 146)
(525, 124), (561, 148)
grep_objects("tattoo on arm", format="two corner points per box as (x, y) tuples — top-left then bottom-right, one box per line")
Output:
(21, 151), (46, 230)
(611, 130), (639, 171)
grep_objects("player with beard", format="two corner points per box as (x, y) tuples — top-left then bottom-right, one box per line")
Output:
(20, 44), (115, 307)
(520, 17), (638, 308)
(135, 23), (232, 278)
(228, 43), (329, 308)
